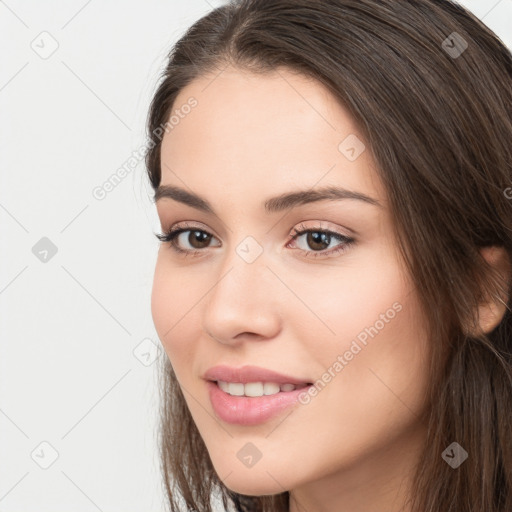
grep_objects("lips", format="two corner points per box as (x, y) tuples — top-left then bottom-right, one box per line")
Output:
(206, 381), (313, 425)
(202, 364), (312, 386)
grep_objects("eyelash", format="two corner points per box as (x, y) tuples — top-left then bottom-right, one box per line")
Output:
(154, 221), (355, 259)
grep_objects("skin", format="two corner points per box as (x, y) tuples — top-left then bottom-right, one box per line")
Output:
(150, 65), (447, 512)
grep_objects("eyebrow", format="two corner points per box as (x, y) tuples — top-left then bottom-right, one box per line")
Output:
(153, 184), (382, 213)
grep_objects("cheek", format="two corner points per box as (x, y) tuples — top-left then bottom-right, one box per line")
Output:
(284, 245), (412, 357)
(151, 255), (197, 365)
(150, 257), (173, 343)
(342, 284), (428, 426)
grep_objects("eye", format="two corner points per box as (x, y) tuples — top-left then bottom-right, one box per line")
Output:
(155, 221), (220, 256)
(287, 222), (355, 258)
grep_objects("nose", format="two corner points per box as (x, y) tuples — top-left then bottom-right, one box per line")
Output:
(202, 242), (282, 345)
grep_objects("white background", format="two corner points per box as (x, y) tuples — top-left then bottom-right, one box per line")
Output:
(1, 1), (511, 511)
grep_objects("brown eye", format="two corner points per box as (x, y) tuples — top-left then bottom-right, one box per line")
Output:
(155, 225), (221, 254)
(188, 230), (213, 249)
(305, 231), (332, 251)
(288, 224), (356, 259)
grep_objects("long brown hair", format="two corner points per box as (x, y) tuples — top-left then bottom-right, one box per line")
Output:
(145, 1), (512, 510)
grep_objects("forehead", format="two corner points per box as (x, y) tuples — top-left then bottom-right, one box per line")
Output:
(159, 66), (384, 207)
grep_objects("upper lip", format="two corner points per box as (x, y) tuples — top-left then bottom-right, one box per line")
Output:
(203, 365), (312, 385)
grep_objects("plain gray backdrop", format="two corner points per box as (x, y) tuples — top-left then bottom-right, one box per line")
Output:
(1, 1), (511, 510)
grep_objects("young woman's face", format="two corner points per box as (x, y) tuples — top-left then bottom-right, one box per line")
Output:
(151, 66), (431, 504)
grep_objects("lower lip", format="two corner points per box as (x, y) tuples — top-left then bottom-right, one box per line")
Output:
(206, 380), (312, 426)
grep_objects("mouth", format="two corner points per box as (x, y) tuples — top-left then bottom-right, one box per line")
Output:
(210, 380), (313, 397)
(206, 380), (314, 425)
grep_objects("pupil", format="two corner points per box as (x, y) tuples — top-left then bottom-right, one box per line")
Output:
(309, 232), (330, 251)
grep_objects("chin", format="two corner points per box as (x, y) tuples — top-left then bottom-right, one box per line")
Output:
(220, 476), (287, 497)
(209, 454), (292, 496)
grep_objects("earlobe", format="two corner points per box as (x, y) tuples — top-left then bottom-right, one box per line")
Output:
(474, 246), (511, 335)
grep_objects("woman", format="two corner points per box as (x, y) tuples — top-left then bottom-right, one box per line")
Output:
(146, 1), (512, 510)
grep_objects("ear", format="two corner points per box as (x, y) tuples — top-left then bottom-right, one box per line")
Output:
(474, 246), (511, 335)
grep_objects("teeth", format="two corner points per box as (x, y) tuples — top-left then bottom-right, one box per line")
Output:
(264, 382), (281, 395)
(217, 381), (303, 397)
